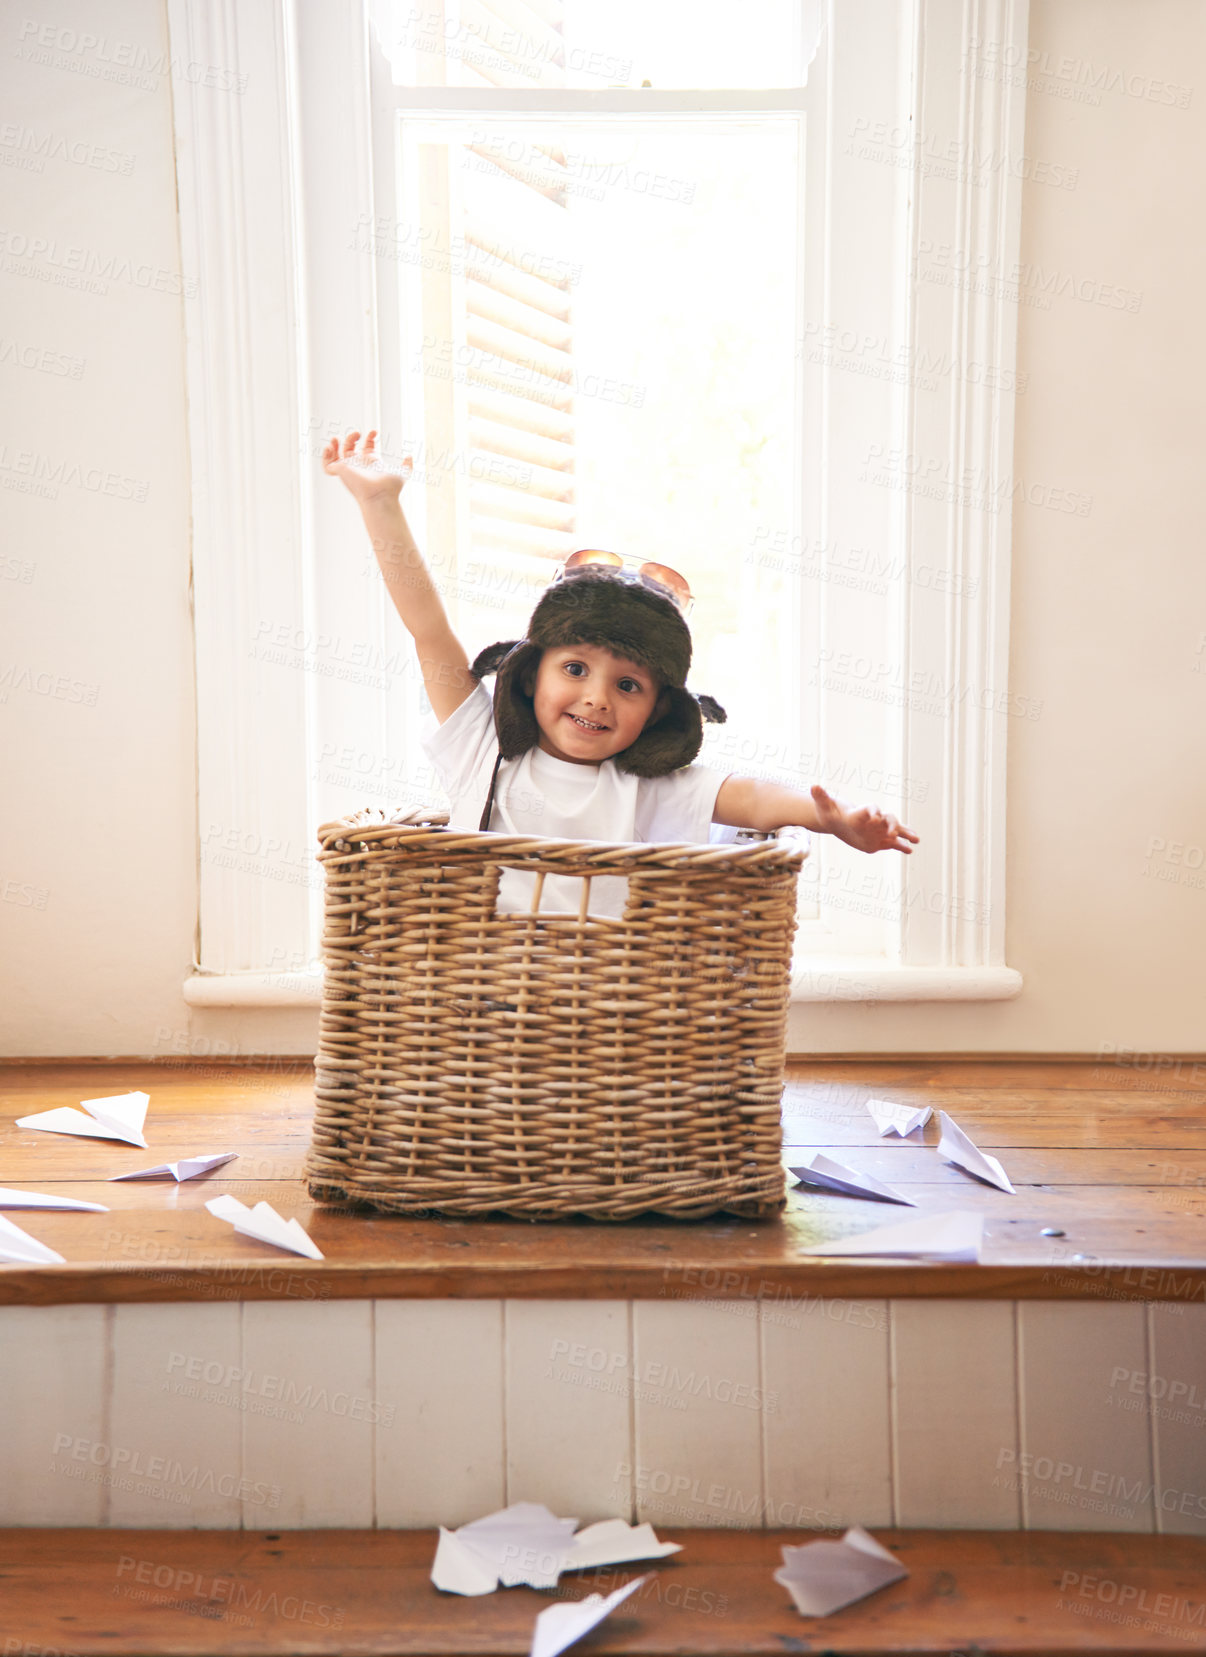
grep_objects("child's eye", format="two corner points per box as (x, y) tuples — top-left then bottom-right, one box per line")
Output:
(563, 661), (586, 677)
(619, 679), (642, 694)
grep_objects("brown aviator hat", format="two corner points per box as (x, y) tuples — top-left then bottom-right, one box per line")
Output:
(468, 566), (726, 779)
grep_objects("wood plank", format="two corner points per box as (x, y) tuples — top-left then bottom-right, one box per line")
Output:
(1018, 1304), (1155, 1533)
(505, 1301), (634, 1520)
(631, 1303), (763, 1529)
(1, 1062), (1205, 1304)
(240, 1301), (375, 1526)
(0, 1306), (109, 1523)
(375, 1301), (506, 1527)
(108, 1303), (243, 1526)
(761, 1294), (892, 1528)
(891, 1302), (1021, 1526)
(1147, 1303), (1206, 1538)
(1, 1527), (1204, 1654)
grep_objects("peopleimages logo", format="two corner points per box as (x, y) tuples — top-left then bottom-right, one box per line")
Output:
(50, 1435), (280, 1508)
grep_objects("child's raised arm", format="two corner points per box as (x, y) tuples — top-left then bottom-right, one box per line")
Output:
(714, 776), (918, 854)
(323, 430), (475, 724)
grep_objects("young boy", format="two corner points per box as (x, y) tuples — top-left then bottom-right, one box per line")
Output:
(324, 431), (918, 914)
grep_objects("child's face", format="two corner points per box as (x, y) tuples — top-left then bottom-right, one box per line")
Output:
(525, 643), (667, 766)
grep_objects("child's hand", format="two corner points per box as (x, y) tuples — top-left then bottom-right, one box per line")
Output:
(322, 430), (412, 506)
(810, 785), (919, 854)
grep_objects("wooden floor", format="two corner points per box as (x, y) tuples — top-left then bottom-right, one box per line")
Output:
(2, 1527), (1204, 1655)
(1, 1059), (1204, 1303)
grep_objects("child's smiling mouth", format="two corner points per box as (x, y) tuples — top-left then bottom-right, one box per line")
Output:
(566, 713), (610, 732)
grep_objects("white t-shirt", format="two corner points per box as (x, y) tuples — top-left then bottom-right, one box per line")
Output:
(420, 682), (732, 919)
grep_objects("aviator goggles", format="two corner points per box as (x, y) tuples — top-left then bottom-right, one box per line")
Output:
(553, 547), (694, 615)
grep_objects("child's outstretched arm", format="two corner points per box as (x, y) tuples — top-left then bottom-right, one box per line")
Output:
(322, 430), (474, 724)
(714, 777), (918, 854)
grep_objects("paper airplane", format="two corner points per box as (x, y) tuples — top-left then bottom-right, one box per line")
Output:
(204, 1195), (322, 1260)
(563, 1520), (681, 1571)
(866, 1097), (932, 1137)
(0, 1187), (108, 1213)
(434, 1503), (579, 1595)
(775, 1525), (908, 1617)
(17, 1090), (149, 1148)
(530, 1576), (648, 1657)
(0, 1213), (66, 1265)
(797, 1210), (984, 1262)
(936, 1111), (1015, 1193)
(432, 1506), (678, 1596)
(112, 1152), (237, 1183)
(787, 1152), (915, 1206)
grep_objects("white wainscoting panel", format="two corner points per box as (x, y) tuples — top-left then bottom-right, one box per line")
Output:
(240, 1300), (374, 1527)
(762, 1293), (893, 1529)
(1018, 1302), (1155, 1532)
(374, 1300), (505, 1527)
(0, 1296), (1194, 1531)
(1148, 1303), (1206, 1537)
(631, 1300), (764, 1528)
(506, 1301), (633, 1521)
(0, 1304), (109, 1524)
(891, 1301), (1021, 1527)
(108, 1302), (242, 1526)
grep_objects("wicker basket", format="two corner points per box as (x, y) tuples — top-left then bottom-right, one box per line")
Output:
(305, 809), (807, 1221)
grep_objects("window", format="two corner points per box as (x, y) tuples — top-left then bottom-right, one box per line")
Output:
(173, 0), (1025, 1011)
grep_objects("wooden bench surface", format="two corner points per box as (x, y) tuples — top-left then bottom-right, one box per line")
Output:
(2, 1527), (1203, 1655)
(1, 1059), (1204, 1304)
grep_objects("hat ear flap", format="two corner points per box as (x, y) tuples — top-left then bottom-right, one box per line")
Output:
(474, 640), (543, 760)
(613, 685), (704, 778)
(470, 640), (523, 680)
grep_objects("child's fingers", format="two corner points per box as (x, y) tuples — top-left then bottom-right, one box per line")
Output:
(342, 430), (361, 458)
(364, 430), (378, 458)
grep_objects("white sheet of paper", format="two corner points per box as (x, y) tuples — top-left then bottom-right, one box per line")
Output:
(204, 1194), (323, 1260)
(0, 1213), (66, 1265)
(530, 1576), (648, 1657)
(432, 1503), (578, 1594)
(431, 1507), (677, 1596)
(563, 1520), (682, 1570)
(431, 1528), (501, 1597)
(17, 1090), (150, 1148)
(797, 1210), (984, 1262)
(464, 1502), (580, 1590)
(866, 1098), (932, 1137)
(787, 1152), (915, 1207)
(0, 1187), (108, 1212)
(775, 1525), (908, 1617)
(936, 1111), (1015, 1193)
(112, 1152), (237, 1183)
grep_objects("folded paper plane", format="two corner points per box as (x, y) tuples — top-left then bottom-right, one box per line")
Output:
(0, 1187), (108, 1212)
(432, 1504), (679, 1596)
(866, 1098), (932, 1137)
(0, 1213), (66, 1265)
(787, 1152), (915, 1206)
(204, 1195), (323, 1260)
(565, 1520), (680, 1571)
(17, 1090), (149, 1148)
(797, 1210), (984, 1262)
(530, 1576), (648, 1657)
(937, 1111), (1015, 1193)
(775, 1525), (908, 1617)
(112, 1152), (237, 1183)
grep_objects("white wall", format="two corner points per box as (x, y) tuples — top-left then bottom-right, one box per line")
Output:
(3, 0), (1203, 1057)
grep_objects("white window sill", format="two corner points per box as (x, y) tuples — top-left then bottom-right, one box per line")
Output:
(183, 963), (1022, 1009)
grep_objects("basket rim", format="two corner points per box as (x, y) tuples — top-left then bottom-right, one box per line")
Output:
(316, 807), (809, 870)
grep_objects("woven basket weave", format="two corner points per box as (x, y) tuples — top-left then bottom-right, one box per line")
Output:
(305, 808), (806, 1220)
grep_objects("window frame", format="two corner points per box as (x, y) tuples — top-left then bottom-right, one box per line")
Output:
(172, 0), (1026, 1012)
